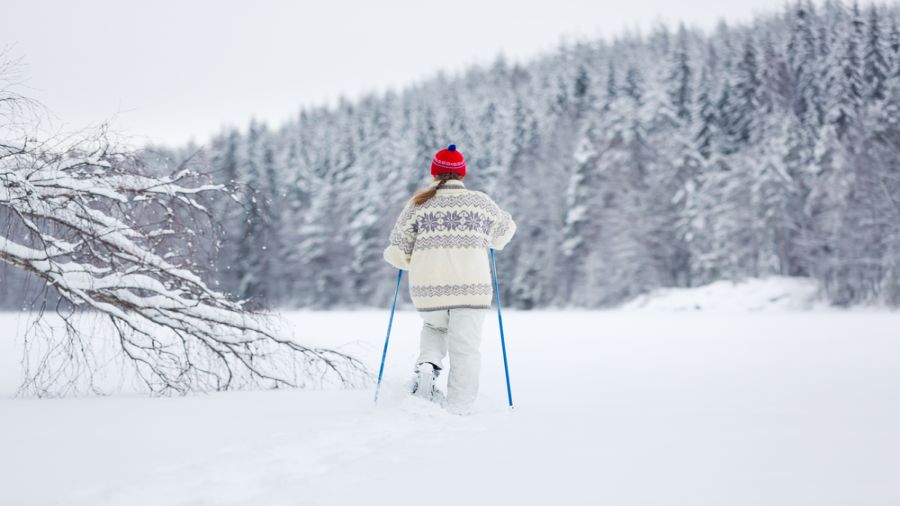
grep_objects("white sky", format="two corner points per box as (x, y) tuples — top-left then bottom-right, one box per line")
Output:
(3, 0), (791, 147)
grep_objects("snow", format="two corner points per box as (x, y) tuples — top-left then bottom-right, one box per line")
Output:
(2, 287), (899, 505)
(621, 276), (825, 311)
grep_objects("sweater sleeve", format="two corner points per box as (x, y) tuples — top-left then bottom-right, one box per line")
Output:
(383, 199), (417, 270)
(490, 204), (517, 251)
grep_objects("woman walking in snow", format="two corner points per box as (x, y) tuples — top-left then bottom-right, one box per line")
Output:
(383, 144), (516, 415)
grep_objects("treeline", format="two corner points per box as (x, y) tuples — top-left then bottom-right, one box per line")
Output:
(3, 0), (899, 310)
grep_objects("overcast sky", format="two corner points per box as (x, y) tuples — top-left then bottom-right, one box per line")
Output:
(3, 0), (793, 148)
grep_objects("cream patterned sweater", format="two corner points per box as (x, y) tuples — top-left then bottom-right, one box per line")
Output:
(383, 179), (517, 312)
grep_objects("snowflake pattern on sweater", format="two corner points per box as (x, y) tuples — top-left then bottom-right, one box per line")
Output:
(414, 210), (495, 234)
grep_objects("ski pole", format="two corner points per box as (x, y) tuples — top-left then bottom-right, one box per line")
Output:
(374, 268), (403, 404)
(489, 248), (514, 409)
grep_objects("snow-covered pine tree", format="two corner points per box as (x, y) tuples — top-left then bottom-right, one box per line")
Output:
(561, 64), (604, 303)
(822, 1), (865, 139)
(787, 1), (825, 143)
(347, 93), (411, 306)
(235, 121), (278, 307)
(863, 4), (890, 101)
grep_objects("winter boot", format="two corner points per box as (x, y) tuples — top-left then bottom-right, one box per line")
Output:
(411, 362), (441, 401)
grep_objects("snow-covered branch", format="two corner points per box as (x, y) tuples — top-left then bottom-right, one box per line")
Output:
(1, 68), (367, 396)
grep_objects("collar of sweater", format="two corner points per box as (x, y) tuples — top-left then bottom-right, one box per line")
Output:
(428, 179), (466, 190)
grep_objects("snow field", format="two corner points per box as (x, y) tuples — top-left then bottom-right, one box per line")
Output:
(1, 302), (899, 505)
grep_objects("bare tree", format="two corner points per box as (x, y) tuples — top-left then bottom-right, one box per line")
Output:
(0, 53), (367, 396)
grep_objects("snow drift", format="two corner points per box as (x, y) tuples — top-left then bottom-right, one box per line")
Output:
(620, 276), (825, 312)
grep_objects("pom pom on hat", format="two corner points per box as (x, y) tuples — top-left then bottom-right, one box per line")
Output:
(431, 143), (466, 177)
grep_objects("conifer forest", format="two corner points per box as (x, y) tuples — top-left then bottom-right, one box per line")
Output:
(3, 0), (899, 310)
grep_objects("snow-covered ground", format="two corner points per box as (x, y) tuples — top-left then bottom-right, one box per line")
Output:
(2, 280), (899, 505)
(621, 276), (825, 311)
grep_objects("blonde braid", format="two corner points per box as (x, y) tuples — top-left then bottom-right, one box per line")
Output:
(412, 173), (458, 206)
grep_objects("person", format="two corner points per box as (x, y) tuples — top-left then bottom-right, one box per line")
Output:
(383, 144), (516, 415)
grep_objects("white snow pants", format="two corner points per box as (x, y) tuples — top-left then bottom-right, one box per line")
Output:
(416, 307), (489, 408)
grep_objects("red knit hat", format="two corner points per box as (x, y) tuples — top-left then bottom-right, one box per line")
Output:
(431, 144), (466, 178)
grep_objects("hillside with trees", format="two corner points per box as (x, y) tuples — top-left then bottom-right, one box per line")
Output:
(4, 0), (899, 311)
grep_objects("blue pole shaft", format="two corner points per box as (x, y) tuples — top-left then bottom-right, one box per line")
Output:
(374, 269), (403, 404)
(490, 248), (514, 408)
